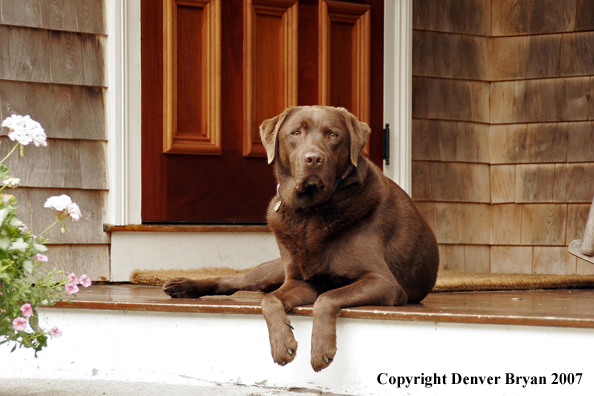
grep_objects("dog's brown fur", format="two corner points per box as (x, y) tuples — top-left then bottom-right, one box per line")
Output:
(163, 106), (439, 371)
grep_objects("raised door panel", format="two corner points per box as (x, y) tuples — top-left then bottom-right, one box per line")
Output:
(244, 0), (298, 157)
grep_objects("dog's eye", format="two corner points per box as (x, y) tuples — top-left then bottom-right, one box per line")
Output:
(291, 130), (301, 137)
(329, 132), (338, 138)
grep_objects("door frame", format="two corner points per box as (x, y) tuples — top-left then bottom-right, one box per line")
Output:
(106, 0), (413, 226)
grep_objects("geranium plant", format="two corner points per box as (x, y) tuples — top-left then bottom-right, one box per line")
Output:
(0, 114), (90, 356)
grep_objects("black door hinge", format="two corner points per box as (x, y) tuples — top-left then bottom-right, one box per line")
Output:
(383, 123), (390, 165)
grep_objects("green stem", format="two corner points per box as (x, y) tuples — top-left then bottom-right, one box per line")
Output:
(35, 219), (60, 241)
(0, 143), (20, 165)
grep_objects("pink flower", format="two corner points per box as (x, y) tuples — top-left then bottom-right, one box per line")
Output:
(44, 195), (82, 222)
(12, 317), (27, 331)
(49, 327), (62, 338)
(36, 253), (48, 262)
(79, 274), (92, 288)
(68, 272), (79, 284)
(65, 282), (79, 295)
(20, 303), (33, 317)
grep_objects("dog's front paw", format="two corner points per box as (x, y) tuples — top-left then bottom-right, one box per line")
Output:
(310, 335), (337, 372)
(163, 277), (211, 298)
(269, 322), (299, 366)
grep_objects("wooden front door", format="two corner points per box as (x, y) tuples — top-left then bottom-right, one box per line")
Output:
(141, 0), (384, 224)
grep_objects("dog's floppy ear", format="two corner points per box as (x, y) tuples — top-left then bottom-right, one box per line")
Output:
(259, 107), (294, 164)
(337, 107), (371, 167)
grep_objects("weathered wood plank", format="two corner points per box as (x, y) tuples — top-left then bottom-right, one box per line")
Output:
(0, 81), (105, 140)
(560, 32), (594, 77)
(413, 0), (491, 35)
(525, 123), (568, 163)
(438, 244), (465, 271)
(491, 165), (516, 203)
(411, 161), (431, 201)
(533, 247), (576, 275)
(529, 0), (576, 34)
(79, 140), (108, 190)
(70, 85), (107, 140)
(76, 0), (106, 35)
(10, 188), (109, 244)
(413, 30), (488, 80)
(521, 204), (568, 246)
(491, 204), (522, 245)
(44, 244), (110, 282)
(412, 77), (489, 122)
(1, 0), (43, 28)
(491, 0), (532, 36)
(5, 25), (51, 83)
(42, 0), (79, 32)
(414, 202), (437, 235)
(567, 204), (592, 243)
(576, 0), (594, 31)
(512, 77), (591, 123)
(568, 122), (594, 162)
(576, 258), (594, 274)
(488, 36), (526, 81)
(525, 34), (561, 79)
(489, 81), (514, 124)
(413, 120), (489, 163)
(50, 138), (82, 188)
(491, 246), (533, 274)
(81, 34), (106, 87)
(435, 203), (491, 245)
(430, 162), (490, 203)
(492, 0), (577, 36)
(464, 245), (491, 273)
(489, 124), (527, 164)
(553, 164), (594, 203)
(49, 31), (84, 85)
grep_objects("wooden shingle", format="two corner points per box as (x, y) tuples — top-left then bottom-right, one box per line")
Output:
(576, 0), (594, 31)
(533, 247), (576, 275)
(49, 31), (84, 86)
(6, 25), (51, 83)
(430, 162), (490, 203)
(490, 165), (516, 203)
(464, 245), (491, 273)
(413, 0), (491, 35)
(42, 0), (79, 32)
(1, 0), (43, 29)
(491, 246), (533, 274)
(567, 122), (594, 162)
(560, 32), (594, 77)
(520, 204), (567, 246)
(491, 204), (522, 245)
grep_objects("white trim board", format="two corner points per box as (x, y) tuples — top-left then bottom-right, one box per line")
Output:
(3, 308), (593, 395)
(110, 231), (279, 282)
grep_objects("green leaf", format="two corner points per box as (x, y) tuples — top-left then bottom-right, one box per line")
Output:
(9, 216), (23, 227)
(32, 244), (49, 253)
(0, 237), (11, 251)
(0, 208), (9, 225)
(29, 315), (40, 331)
(23, 260), (34, 274)
(0, 164), (9, 180)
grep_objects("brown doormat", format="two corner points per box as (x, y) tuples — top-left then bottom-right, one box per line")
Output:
(130, 268), (594, 293)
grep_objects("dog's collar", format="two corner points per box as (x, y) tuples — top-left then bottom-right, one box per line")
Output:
(274, 164), (353, 212)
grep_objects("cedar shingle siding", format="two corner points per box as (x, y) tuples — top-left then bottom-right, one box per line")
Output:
(0, 0), (109, 280)
(413, 0), (594, 275)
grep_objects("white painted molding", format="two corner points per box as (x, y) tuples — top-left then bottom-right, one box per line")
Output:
(383, 0), (413, 195)
(107, 0), (142, 225)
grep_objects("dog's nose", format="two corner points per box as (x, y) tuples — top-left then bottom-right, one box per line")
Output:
(304, 151), (324, 168)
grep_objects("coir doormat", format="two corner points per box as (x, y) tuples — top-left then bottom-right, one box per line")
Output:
(130, 268), (594, 293)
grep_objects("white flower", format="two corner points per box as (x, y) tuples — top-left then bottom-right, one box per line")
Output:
(3, 177), (20, 188)
(44, 195), (73, 211)
(44, 195), (82, 221)
(2, 114), (46, 146)
(65, 202), (82, 221)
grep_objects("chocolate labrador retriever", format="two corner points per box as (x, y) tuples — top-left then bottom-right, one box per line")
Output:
(163, 106), (439, 371)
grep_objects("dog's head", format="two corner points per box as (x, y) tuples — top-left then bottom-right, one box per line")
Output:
(260, 106), (371, 206)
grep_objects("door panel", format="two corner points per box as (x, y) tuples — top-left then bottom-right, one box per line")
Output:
(142, 0), (384, 224)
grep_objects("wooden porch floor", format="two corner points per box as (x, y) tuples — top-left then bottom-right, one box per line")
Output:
(53, 284), (594, 329)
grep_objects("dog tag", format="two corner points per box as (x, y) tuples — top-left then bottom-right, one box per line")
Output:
(274, 200), (282, 212)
